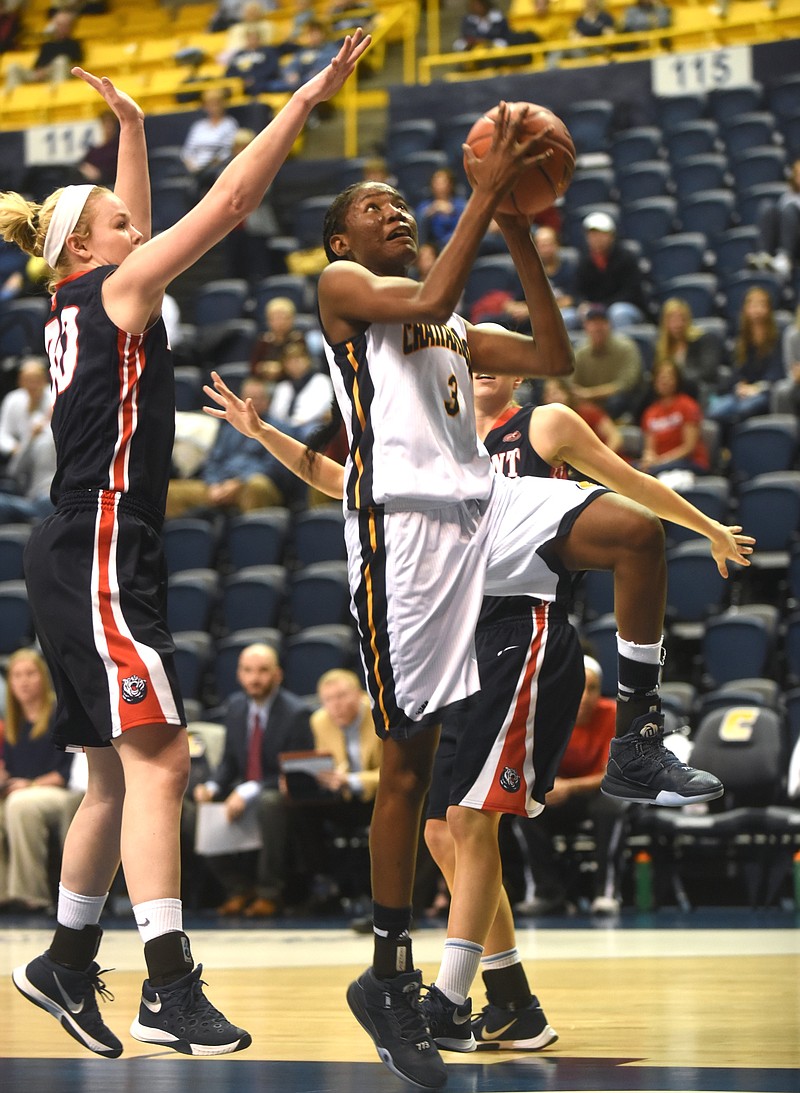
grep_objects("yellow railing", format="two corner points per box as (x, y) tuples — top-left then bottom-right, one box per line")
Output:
(419, 6), (800, 83)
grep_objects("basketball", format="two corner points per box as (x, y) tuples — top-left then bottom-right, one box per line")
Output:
(464, 102), (576, 216)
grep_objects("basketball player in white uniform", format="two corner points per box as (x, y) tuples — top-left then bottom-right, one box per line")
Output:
(204, 102), (749, 1091)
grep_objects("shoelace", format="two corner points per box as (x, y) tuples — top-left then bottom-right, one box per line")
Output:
(386, 980), (430, 1042)
(420, 985), (451, 1027)
(89, 968), (115, 1005)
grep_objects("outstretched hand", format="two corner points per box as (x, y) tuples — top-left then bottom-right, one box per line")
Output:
(72, 67), (144, 125)
(301, 28), (371, 106)
(463, 101), (554, 201)
(203, 371), (265, 440)
(710, 524), (755, 578)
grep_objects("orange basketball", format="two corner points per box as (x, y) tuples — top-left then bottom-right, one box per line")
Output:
(464, 102), (576, 216)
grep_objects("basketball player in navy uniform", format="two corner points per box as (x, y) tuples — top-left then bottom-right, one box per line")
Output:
(0, 36), (369, 1060)
(203, 101), (753, 1081)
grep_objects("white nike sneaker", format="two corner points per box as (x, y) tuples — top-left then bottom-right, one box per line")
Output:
(472, 996), (558, 1051)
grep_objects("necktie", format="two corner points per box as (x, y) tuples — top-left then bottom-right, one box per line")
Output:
(246, 710), (263, 783)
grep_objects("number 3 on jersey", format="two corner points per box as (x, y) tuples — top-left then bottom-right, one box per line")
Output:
(45, 305), (80, 395)
(444, 373), (460, 417)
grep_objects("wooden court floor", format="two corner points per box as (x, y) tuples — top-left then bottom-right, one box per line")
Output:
(1, 912), (799, 1092)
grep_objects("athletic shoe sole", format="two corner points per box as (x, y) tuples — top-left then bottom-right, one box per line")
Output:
(600, 776), (724, 806)
(130, 1017), (252, 1056)
(346, 978), (447, 1090)
(475, 1023), (558, 1051)
(12, 965), (123, 1058)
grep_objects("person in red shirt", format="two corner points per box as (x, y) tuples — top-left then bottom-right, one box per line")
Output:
(639, 358), (709, 477)
(514, 655), (627, 917)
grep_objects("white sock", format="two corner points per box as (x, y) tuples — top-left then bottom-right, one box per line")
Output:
(617, 634), (663, 664)
(435, 938), (483, 1005)
(480, 946), (520, 972)
(132, 898), (183, 944)
(57, 884), (108, 930)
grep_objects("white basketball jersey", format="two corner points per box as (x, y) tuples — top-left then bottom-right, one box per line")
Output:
(323, 314), (492, 510)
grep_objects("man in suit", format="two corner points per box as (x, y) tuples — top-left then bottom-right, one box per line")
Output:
(290, 669), (382, 909)
(194, 642), (313, 917)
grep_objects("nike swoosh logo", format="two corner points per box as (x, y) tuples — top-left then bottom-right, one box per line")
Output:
(142, 994), (162, 1013)
(452, 1010), (471, 1025)
(54, 972), (84, 1015)
(496, 646), (519, 657)
(136, 918), (150, 928)
(480, 1020), (516, 1040)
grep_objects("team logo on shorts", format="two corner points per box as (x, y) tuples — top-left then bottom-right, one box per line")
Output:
(122, 675), (148, 704)
(499, 766), (521, 793)
(503, 430), (521, 442)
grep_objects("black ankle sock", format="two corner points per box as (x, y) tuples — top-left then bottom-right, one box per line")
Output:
(47, 923), (102, 971)
(372, 902), (413, 978)
(482, 963), (532, 1010)
(144, 931), (194, 987)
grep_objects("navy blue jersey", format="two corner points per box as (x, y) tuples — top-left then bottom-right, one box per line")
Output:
(480, 402), (579, 624)
(45, 266), (175, 514)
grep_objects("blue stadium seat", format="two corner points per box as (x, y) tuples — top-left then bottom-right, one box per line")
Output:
(0, 297), (49, 358)
(768, 73), (800, 121)
(290, 505), (346, 567)
(735, 471), (800, 576)
(616, 160), (673, 206)
(672, 154), (729, 202)
(781, 112), (800, 160)
(619, 196), (678, 254)
(0, 525), (29, 581)
(647, 233), (708, 290)
(288, 560), (351, 630)
(729, 146), (787, 194)
(664, 540), (728, 642)
(147, 146), (187, 187)
(172, 631), (213, 704)
(463, 253), (521, 315)
(664, 119), (720, 163)
(386, 118), (438, 170)
(563, 100), (614, 156)
(0, 580), (32, 653)
(163, 518), (219, 575)
(678, 189), (736, 242)
(623, 323), (658, 377)
(721, 112), (777, 159)
(708, 83), (764, 125)
(611, 127), (664, 172)
(440, 111), (483, 189)
(656, 273), (719, 318)
(225, 509), (291, 570)
(174, 366), (204, 412)
(713, 225), (760, 280)
(151, 176), (195, 233)
(204, 318), (258, 366)
(666, 476), (731, 545)
(167, 569), (219, 634)
(193, 279), (250, 327)
(252, 274), (312, 319)
(701, 604), (778, 688)
(655, 93), (708, 133)
(395, 150), (450, 207)
(283, 624), (357, 698)
(221, 564), (287, 633)
(581, 613), (618, 698)
(563, 168), (617, 215)
(728, 414), (798, 481)
(292, 195), (338, 249)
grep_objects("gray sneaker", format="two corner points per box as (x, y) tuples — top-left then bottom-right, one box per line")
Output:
(346, 968), (448, 1089)
(601, 710), (723, 805)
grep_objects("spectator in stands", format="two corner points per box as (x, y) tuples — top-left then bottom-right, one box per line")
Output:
(416, 168), (467, 251)
(771, 304), (800, 414)
(639, 359), (710, 478)
(251, 296), (307, 382)
(503, 225), (578, 330)
(571, 0), (616, 49)
(575, 211), (647, 329)
(225, 26), (283, 96)
(180, 87), (240, 193)
(4, 10), (83, 92)
(209, 0), (274, 34)
(749, 157), (800, 282)
(0, 648), (75, 914)
(270, 19), (340, 93)
(165, 377), (295, 517)
(218, 1), (280, 65)
(571, 303), (644, 420)
(540, 375), (624, 453)
(621, 0), (671, 32)
(269, 338), (333, 438)
(75, 110), (119, 188)
(291, 668), (382, 910)
(453, 0), (512, 50)
(0, 410), (55, 525)
(706, 286), (784, 430)
(0, 357), (54, 473)
(193, 643), (314, 918)
(652, 297), (727, 408)
(514, 656), (627, 917)
(0, 1), (20, 54)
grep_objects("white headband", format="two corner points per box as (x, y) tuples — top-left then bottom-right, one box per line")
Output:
(584, 655), (603, 684)
(43, 184), (94, 269)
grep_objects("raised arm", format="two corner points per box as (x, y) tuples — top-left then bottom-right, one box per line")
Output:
(530, 402), (755, 577)
(73, 68), (151, 241)
(203, 372), (345, 499)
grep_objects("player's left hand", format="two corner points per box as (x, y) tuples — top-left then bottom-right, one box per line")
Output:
(72, 67), (145, 124)
(204, 371), (265, 440)
(710, 523), (755, 578)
